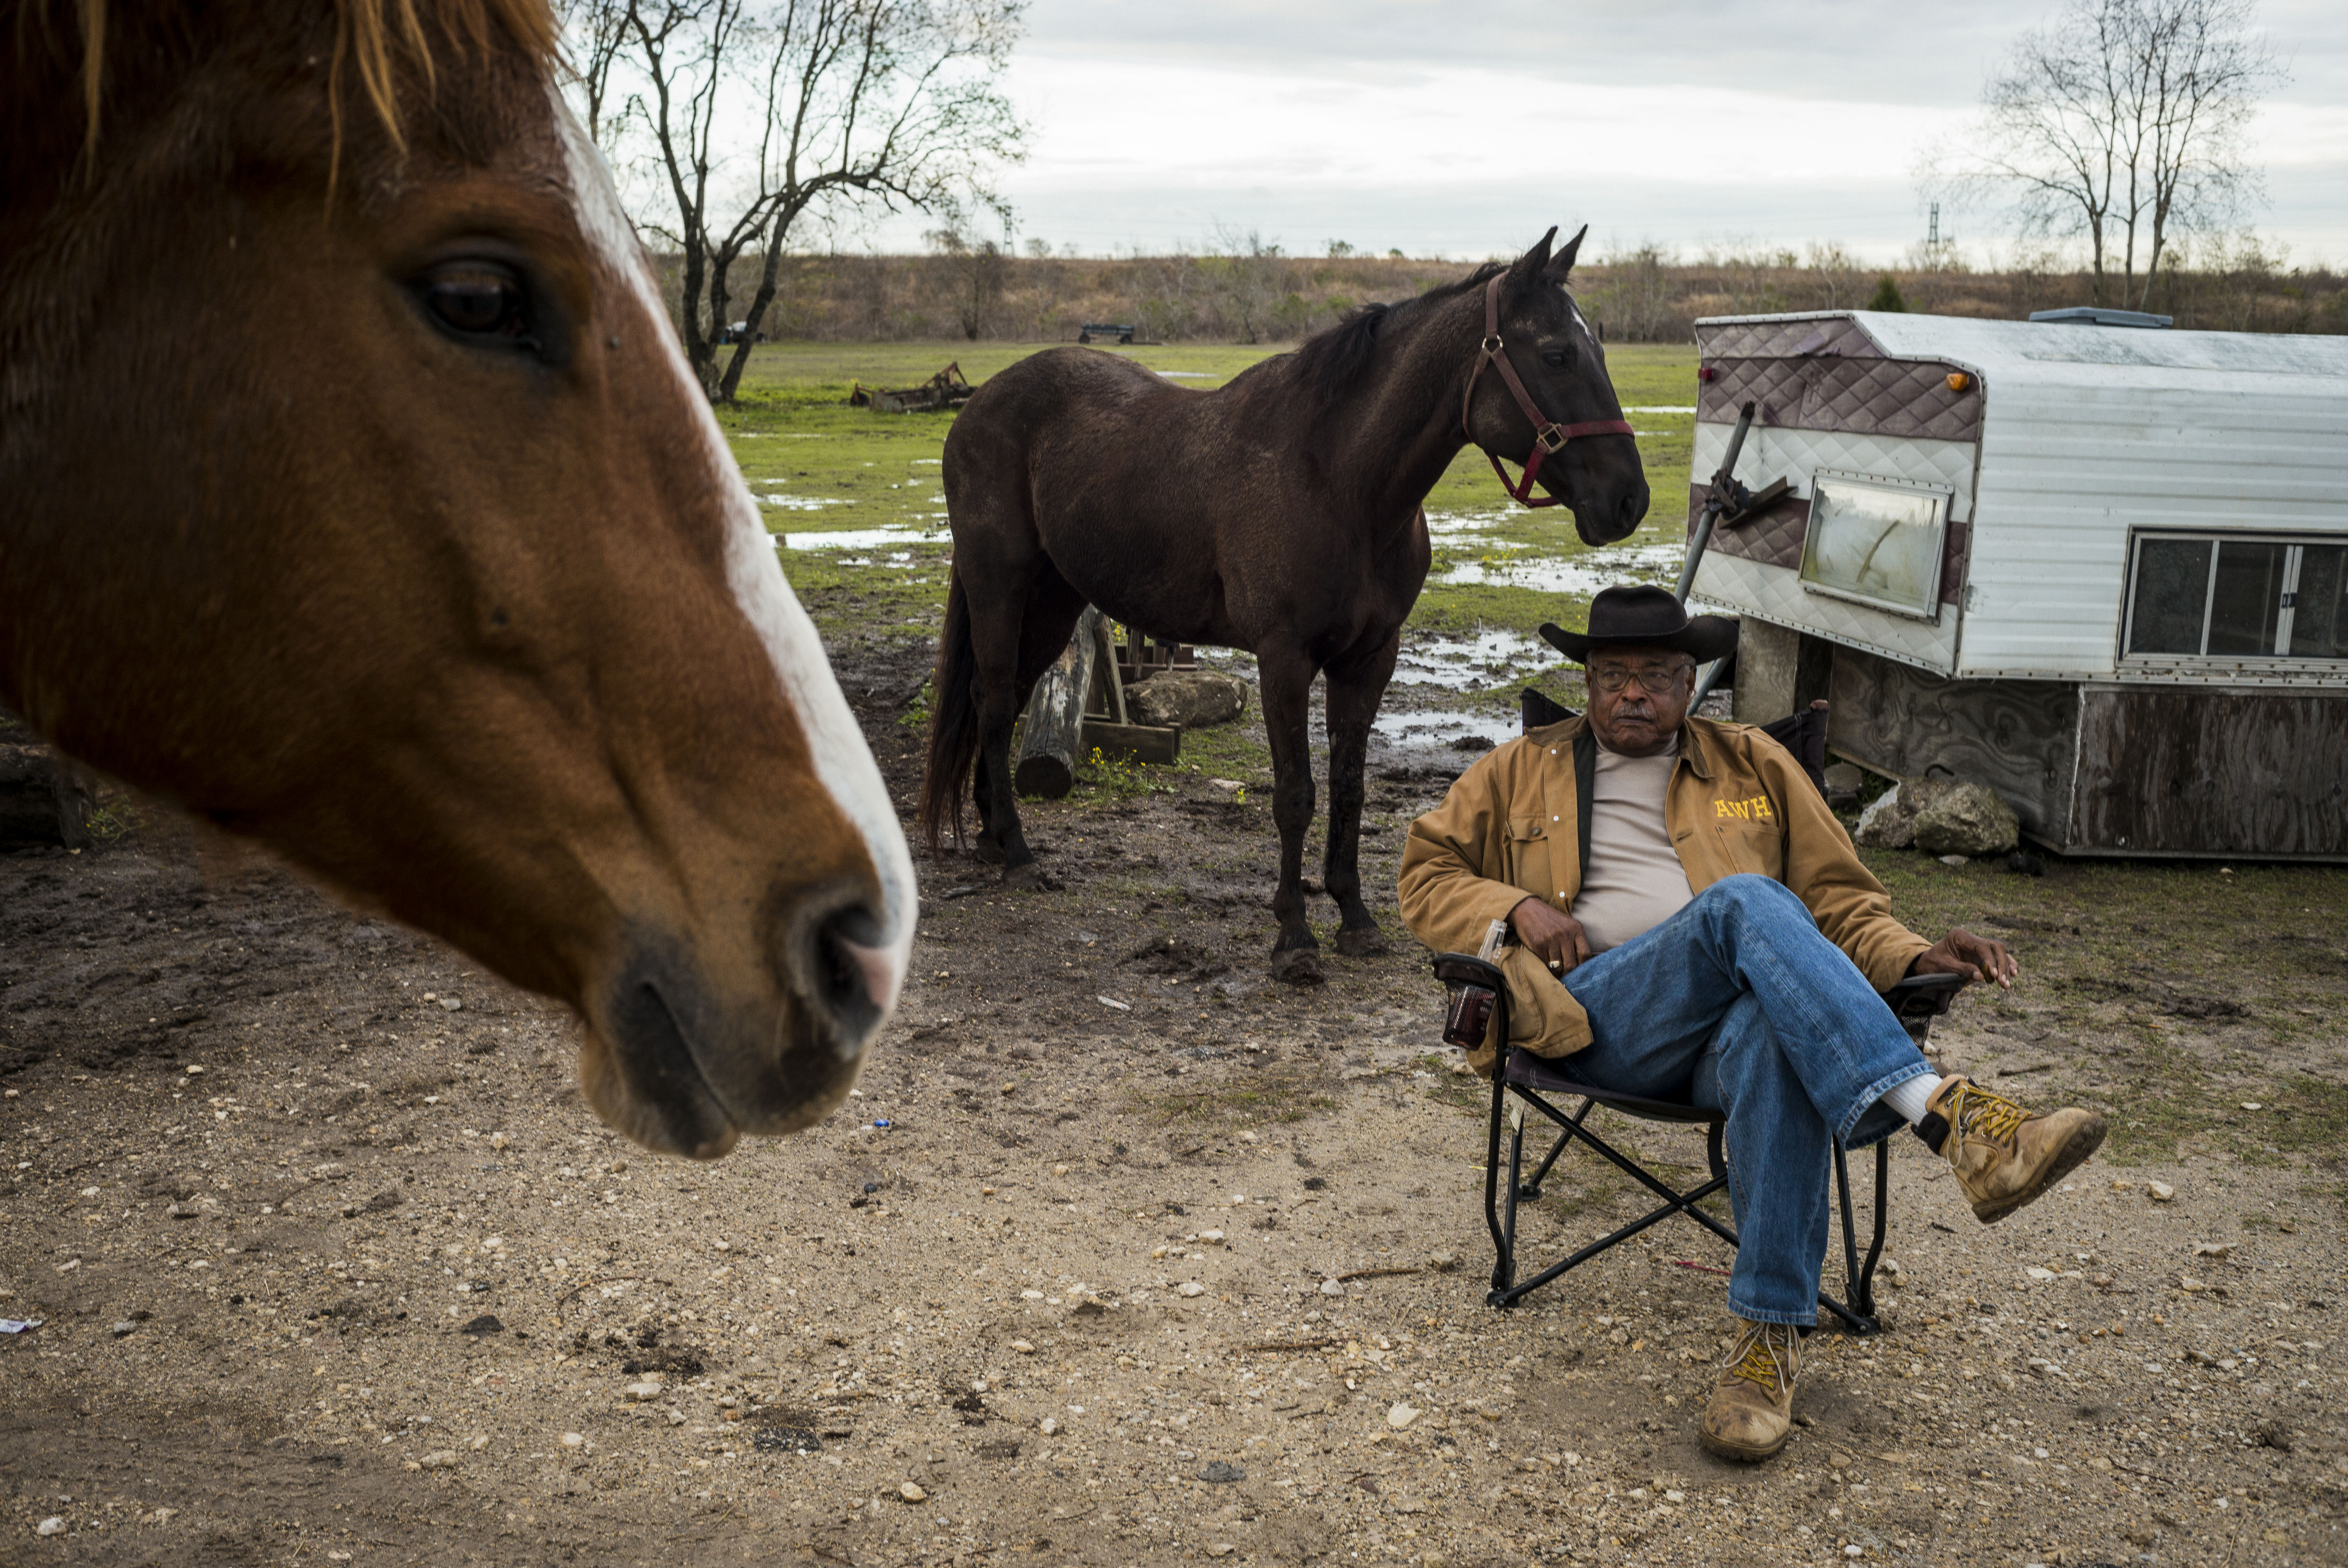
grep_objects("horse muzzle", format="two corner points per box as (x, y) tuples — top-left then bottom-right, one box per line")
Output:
(582, 888), (904, 1158)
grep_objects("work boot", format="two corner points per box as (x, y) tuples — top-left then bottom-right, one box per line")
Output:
(1698, 1319), (1801, 1463)
(1923, 1076), (2107, 1224)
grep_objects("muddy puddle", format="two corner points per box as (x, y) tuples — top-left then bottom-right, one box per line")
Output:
(1390, 627), (1559, 689)
(1433, 539), (1684, 596)
(775, 526), (950, 550)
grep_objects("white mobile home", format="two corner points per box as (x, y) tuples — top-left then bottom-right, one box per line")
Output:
(1686, 310), (2348, 859)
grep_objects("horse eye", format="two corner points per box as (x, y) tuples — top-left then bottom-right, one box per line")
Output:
(422, 266), (528, 341)
(1543, 347), (1574, 369)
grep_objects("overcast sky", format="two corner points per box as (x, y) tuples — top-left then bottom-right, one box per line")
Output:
(862, 0), (2347, 266)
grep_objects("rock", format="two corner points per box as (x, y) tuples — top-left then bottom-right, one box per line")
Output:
(1428, 1251), (1459, 1273)
(2148, 1182), (2176, 1202)
(1198, 1230), (1225, 1246)
(1937, 853), (1969, 867)
(898, 1482), (927, 1503)
(1198, 1460), (1245, 1484)
(1177, 1282), (1206, 1298)
(2192, 1242), (2231, 1258)
(1913, 782), (2021, 857)
(559, 1432), (585, 1449)
(1854, 780), (1939, 849)
(625, 1381), (664, 1401)
(460, 1315), (504, 1336)
(1823, 761), (1863, 810)
(1038, 1417), (1059, 1436)
(111, 1321), (137, 1337)
(166, 1202), (197, 1220)
(1387, 1403), (1420, 1429)
(1130, 672), (1247, 730)
(1318, 1279), (1345, 1298)
(1011, 1339), (1037, 1353)
(37, 1517), (64, 1537)
(419, 1449), (459, 1470)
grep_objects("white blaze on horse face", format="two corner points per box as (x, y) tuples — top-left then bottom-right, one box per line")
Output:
(546, 88), (914, 1028)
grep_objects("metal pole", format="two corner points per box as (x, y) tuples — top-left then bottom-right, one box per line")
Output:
(1673, 400), (1757, 605)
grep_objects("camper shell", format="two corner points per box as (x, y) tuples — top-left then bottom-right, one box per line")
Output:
(1686, 310), (2348, 859)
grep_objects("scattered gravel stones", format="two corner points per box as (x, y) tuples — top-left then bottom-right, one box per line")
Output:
(1198, 1461), (1244, 1484)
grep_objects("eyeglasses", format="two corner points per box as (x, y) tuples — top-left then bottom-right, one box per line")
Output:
(1588, 665), (1691, 694)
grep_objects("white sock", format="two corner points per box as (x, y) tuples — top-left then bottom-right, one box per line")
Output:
(1880, 1073), (1942, 1127)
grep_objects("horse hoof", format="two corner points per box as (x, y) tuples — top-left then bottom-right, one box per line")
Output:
(1002, 861), (1059, 891)
(1269, 948), (1325, 987)
(1334, 926), (1389, 958)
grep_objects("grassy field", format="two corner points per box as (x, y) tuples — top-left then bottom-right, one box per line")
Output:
(723, 338), (1698, 659)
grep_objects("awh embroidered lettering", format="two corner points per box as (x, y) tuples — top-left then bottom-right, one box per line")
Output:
(1713, 795), (1774, 822)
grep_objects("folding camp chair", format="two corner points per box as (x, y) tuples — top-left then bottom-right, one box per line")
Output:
(1433, 954), (1959, 1334)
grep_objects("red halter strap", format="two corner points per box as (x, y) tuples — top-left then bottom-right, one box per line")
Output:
(1460, 272), (1635, 509)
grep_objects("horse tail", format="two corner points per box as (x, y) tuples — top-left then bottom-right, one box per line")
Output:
(920, 566), (980, 852)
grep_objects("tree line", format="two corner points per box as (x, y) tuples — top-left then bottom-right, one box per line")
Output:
(650, 240), (2346, 346)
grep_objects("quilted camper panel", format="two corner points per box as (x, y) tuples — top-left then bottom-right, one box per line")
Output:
(1685, 423), (1981, 604)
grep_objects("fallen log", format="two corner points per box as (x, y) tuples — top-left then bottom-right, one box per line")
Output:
(0, 743), (95, 850)
(1014, 608), (1102, 799)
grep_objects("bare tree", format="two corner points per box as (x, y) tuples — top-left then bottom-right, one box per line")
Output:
(552, 0), (633, 143)
(1585, 242), (1681, 343)
(1933, 0), (2283, 309)
(583, 0), (1025, 400)
(923, 221), (1006, 340)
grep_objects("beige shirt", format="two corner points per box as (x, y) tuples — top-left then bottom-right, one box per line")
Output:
(1571, 736), (1695, 952)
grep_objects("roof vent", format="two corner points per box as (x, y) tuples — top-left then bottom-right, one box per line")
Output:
(2027, 306), (2173, 328)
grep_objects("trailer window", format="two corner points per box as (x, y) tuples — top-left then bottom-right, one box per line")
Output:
(2293, 545), (2348, 659)
(1798, 471), (1950, 621)
(2124, 534), (2348, 662)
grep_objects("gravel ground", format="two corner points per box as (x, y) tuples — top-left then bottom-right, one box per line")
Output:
(2, 637), (2343, 1568)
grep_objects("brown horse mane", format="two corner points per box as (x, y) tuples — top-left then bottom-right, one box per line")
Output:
(1261, 259), (1506, 410)
(24, 0), (558, 166)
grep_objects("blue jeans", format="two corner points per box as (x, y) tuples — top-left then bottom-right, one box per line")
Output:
(1555, 875), (1934, 1326)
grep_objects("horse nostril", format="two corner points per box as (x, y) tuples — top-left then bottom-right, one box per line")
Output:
(804, 903), (890, 1046)
(1618, 484), (1650, 532)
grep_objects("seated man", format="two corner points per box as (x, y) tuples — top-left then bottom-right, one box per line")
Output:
(1398, 585), (2106, 1464)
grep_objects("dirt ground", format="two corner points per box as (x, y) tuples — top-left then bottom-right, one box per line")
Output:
(4, 630), (2346, 1568)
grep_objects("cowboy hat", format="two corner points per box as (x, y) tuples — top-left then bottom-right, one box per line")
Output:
(1539, 584), (1739, 664)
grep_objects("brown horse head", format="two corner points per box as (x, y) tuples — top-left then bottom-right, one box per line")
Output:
(0, 0), (913, 1158)
(1465, 226), (1650, 546)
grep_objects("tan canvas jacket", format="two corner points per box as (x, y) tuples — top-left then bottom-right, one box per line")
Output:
(1398, 713), (1931, 1073)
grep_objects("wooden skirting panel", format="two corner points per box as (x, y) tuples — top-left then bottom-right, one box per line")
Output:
(2072, 686), (2348, 859)
(1825, 646), (2079, 839)
(1823, 644), (2348, 857)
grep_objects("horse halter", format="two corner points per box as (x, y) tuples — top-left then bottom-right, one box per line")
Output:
(1461, 272), (1635, 509)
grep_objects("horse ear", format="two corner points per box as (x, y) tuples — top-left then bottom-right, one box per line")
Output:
(1548, 224), (1589, 278)
(1506, 227), (1558, 295)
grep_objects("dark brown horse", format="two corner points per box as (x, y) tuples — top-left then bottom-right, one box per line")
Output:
(2, 0), (913, 1157)
(921, 228), (1647, 979)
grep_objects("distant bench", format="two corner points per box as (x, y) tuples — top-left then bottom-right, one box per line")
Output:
(1077, 323), (1136, 345)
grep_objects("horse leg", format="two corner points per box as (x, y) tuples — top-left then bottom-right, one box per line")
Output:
(1257, 648), (1324, 985)
(1322, 632), (1402, 957)
(961, 585), (1036, 870)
